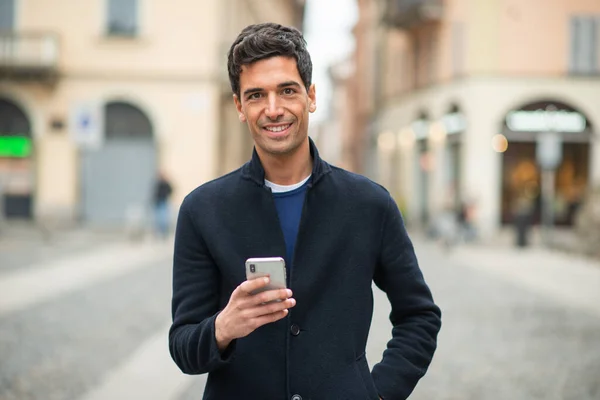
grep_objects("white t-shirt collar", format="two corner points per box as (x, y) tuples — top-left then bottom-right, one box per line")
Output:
(264, 175), (311, 193)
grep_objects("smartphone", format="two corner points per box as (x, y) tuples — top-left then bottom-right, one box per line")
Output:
(245, 257), (287, 295)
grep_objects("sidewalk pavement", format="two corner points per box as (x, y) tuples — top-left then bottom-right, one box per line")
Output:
(414, 232), (600, 318)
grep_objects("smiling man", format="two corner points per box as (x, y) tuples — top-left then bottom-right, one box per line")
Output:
(169, 23), (441, 400)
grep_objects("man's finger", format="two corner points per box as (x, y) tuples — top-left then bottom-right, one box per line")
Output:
(246, 297), (296, 318)
(238, 276), (271, 295)
(252, 309), (289, 329)
(249, 288), (293, 306)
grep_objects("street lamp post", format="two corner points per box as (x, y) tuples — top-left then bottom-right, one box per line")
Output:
(536, 106), (563, 247)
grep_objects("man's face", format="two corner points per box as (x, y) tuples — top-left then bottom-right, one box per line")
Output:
(234, 56), (316, 157)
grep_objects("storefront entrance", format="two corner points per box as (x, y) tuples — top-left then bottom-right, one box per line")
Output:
(500, 100), (592, 226)
(0, 97), (34, 219)
(501, 142), (589, 225)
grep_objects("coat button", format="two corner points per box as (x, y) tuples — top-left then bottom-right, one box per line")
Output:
(290, 324), (300, 336)
(291, 395), (302, 400)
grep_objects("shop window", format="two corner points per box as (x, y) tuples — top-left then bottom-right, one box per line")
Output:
(0, 97), (33, 219)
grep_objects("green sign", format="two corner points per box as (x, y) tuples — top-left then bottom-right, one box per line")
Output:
(0, 136), (32, 158)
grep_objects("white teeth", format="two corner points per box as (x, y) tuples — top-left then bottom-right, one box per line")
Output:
(265, 124), (291, 133)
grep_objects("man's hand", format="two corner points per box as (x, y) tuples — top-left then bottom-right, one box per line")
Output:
(215, 277), (296, 351)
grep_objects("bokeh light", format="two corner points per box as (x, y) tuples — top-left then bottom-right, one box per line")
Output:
(492, 134), (509, 153)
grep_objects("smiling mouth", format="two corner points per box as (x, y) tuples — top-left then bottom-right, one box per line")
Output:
(263, 123), (292, 133)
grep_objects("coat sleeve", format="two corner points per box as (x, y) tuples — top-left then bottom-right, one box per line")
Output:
(371, 195), (442, 400)
(168, 197), (236, 374)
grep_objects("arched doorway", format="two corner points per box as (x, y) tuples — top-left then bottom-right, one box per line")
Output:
(500, 100), (593, 226)
(81, 101), (156, 225)
(0, 97), (34, 219)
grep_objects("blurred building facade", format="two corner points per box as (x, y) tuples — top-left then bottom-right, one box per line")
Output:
(0, 0), (304, 226)
(312, 57), (354, 169)
(343, 0), (600, 236)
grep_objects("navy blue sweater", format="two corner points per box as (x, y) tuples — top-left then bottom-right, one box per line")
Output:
(169, 139), (441, 400)
(270, 180), (309, 268)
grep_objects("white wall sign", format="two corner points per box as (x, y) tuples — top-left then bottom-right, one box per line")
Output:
(70, 101), (104, 149)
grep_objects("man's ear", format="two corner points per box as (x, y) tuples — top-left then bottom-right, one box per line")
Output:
(233, 94), (246, 122)
(308, 84), (317, 113)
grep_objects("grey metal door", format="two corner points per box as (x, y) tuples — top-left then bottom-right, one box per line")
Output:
(82, 140), (156, 226)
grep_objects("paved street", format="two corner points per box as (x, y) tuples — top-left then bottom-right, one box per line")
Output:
(1, 228), (599, 400)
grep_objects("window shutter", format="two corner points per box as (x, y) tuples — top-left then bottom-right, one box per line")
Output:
(452, 22), (465, 77)
(569, 17), (581, 73)
(590, 17), (598, 72)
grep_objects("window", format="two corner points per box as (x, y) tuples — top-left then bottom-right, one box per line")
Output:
(107, 0), (138, 37)
(0, 0), (15, 30)
(569, 16), (599, 74)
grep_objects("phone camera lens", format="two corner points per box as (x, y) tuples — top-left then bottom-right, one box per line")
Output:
(249, 264), (256, 273)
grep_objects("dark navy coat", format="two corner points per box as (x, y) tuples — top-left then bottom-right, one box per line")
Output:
(169, 139), (441, 400)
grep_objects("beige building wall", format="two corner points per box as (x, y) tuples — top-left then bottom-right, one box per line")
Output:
(1, 0), (304, 223)
(7, 0), (223, 219)
(19, 0), (221, 76)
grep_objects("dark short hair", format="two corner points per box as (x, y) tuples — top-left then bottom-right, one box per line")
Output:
(227, 23), (312, 98)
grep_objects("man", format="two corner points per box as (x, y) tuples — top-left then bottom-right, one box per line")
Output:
(169, 23), (441, 400)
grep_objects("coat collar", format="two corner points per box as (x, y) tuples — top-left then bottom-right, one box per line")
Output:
(241, 137), (331, 187)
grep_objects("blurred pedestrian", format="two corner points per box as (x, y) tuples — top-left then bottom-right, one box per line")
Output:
(513, 194), (533, 247)
(458, 199), (478, 242)
(153, 171), (172, 239)
(169, 23), (441, 400)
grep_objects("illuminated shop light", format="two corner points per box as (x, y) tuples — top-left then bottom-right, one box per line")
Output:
(506, 110), (586, 133)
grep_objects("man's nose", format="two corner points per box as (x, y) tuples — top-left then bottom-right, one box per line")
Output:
(264, 93), (284, 120)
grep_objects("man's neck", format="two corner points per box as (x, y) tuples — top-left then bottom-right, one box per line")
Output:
(258, 140), (313, 185)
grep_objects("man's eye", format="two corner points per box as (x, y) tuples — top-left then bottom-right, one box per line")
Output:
(282, 88), (295, 95)
(248, 93), (262, 100)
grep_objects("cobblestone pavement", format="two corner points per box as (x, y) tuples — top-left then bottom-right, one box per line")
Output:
(0, 264), (168, 399)
(0, 231), (598, 400)
(0, 237), (175, 400)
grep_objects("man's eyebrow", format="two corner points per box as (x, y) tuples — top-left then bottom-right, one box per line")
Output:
(277, 81), (302, 89)
(243, 87), (263, 97)
(242, 81), (302, 97)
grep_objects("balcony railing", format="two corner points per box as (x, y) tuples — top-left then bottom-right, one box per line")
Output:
(0, 32), (60, 83)
(383, 0), (444, 30)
